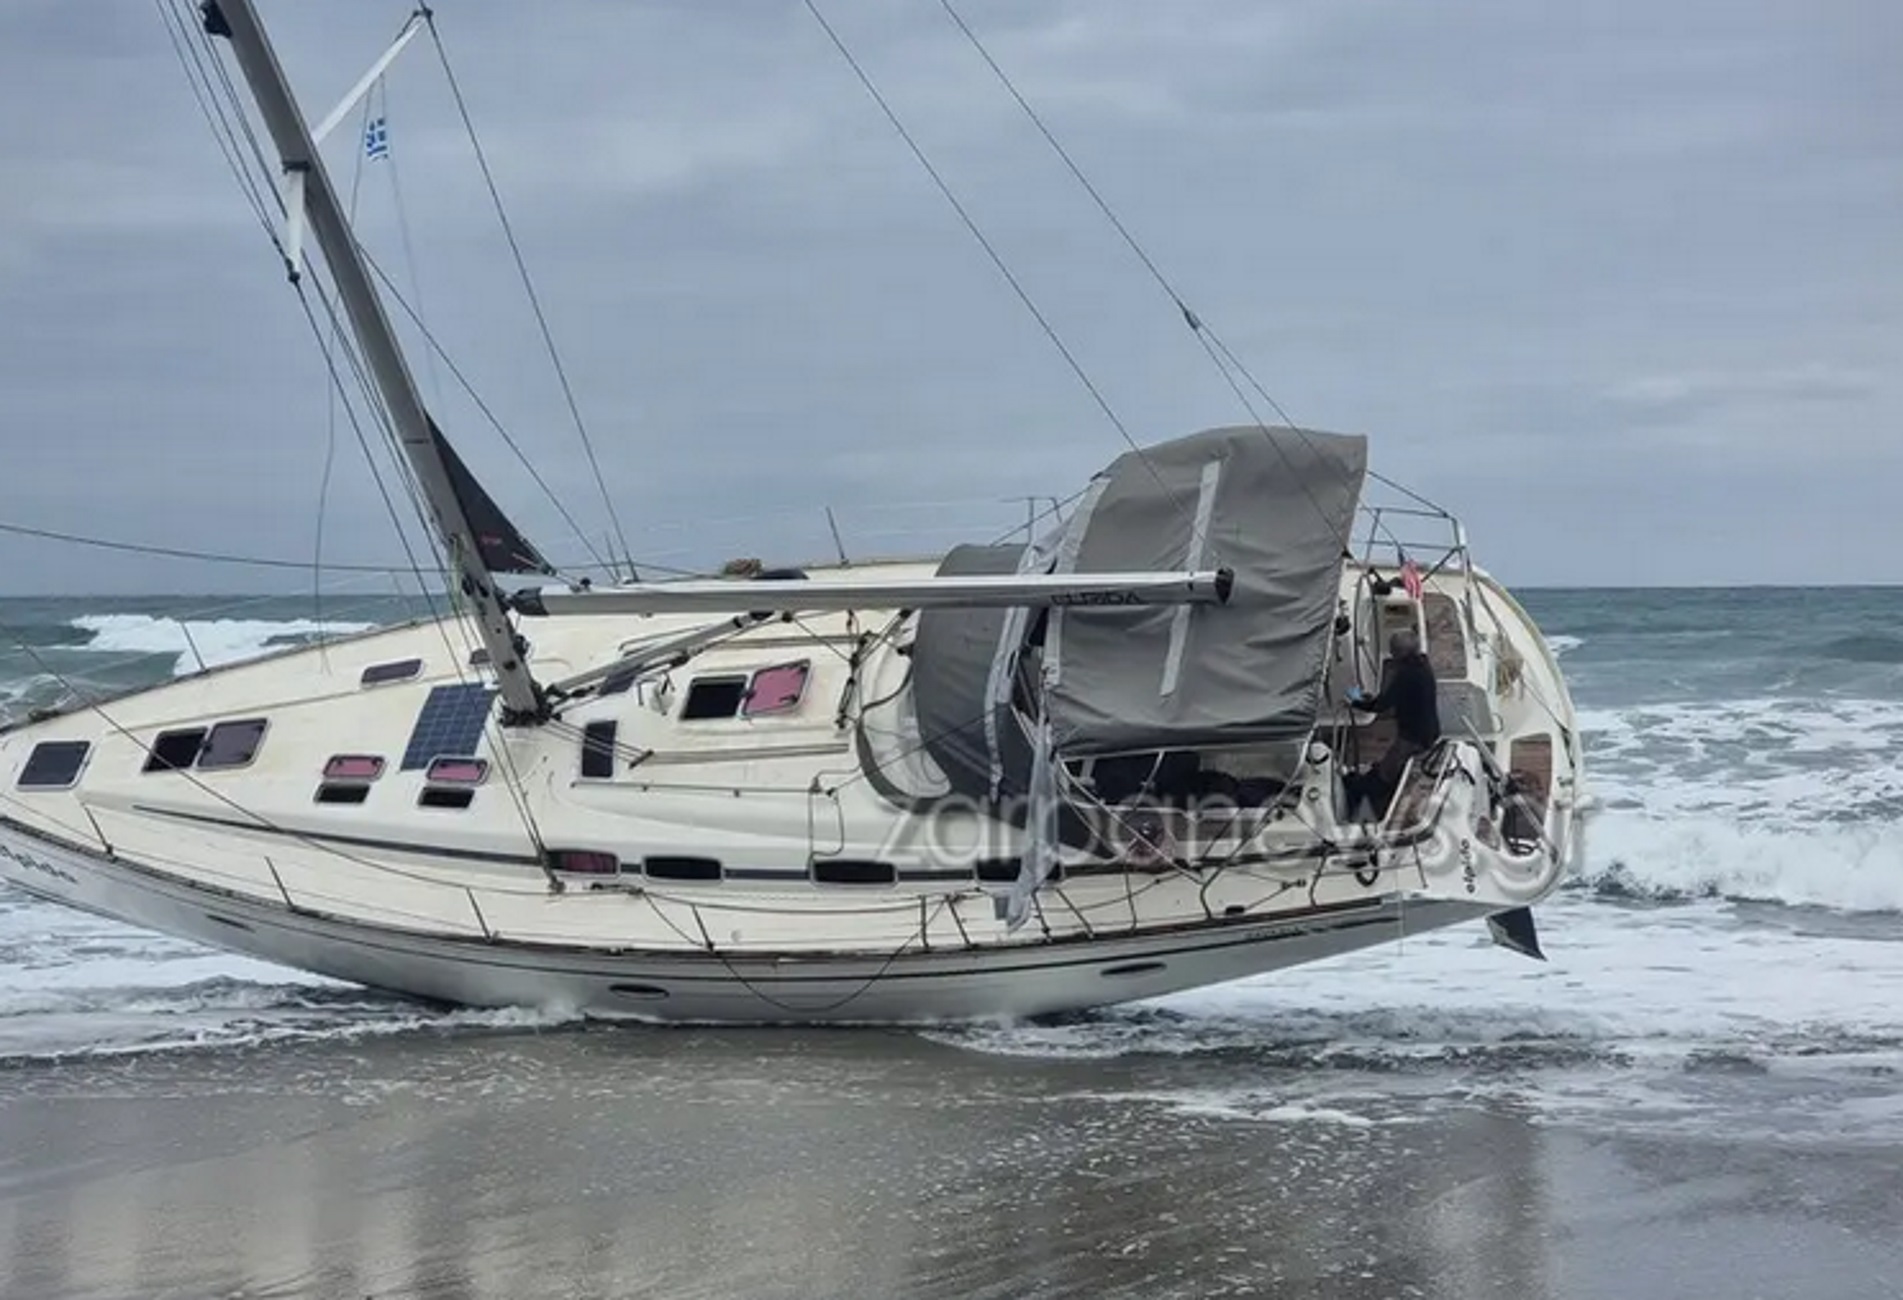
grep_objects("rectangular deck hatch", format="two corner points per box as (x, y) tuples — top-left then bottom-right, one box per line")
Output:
(143, 728), (206, 773)
(361, 658), (423, 687)
(742, 662), (810, 717)
(580, 720), (617, 779)
(198, 719), (267, 770)
(18, 740), (90, 789)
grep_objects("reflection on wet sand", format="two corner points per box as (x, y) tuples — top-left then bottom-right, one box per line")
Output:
(1, 1029), (1898, 1299)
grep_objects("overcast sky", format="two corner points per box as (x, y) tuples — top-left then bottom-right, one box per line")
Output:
(1, 0), (1897, 594)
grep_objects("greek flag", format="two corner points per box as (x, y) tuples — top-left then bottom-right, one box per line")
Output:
(363, 116), (390, 161)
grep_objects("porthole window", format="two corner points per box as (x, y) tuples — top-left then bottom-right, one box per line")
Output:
(548, 849), (619, 875)
(644, 856), (723, 882)
(811, 858), (896, 886)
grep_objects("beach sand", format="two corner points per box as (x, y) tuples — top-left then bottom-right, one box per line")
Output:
(3, 1027), (1900, 1299)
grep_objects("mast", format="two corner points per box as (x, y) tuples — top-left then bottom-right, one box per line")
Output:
(203, 0), (544, 721)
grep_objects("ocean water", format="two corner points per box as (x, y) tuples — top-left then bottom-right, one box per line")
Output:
(3, 589), (1902, 1144)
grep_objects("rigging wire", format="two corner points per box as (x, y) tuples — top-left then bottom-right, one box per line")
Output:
(192, 0), (279, 197)
(298, 271), (454, 617)
(153, 0), (276, 244)
(934, 0), (1369, 551)
(0, 519), (417, 574)
(358, 246), (612, 573)
(422, 11), (635, 582)
(799, 0), (1197, 535)
(313, 94), (383, 657)
(0, 516), (707, 583)
(375, 77), (448, 411)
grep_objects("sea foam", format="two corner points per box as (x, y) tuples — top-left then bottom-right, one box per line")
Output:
(68, 613), (376, 673)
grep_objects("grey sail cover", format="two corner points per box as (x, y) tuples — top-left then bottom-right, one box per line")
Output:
(911, 543), (1035, 803)
(1046, 426), (1366, 755)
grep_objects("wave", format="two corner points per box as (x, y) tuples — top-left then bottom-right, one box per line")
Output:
(0, 972), (576, 1063)
(0, 975), (398, 1022)
(928, 890), (1903, 1071)
(0, 620), (99, 649)
(1815, 632), (1903, 665)
(1546, 634), (1583, 656)
(926, 1003), (1631, 1068)
(1574, 692), (1903, 913)
(66, 613), (376, 674)
(1576, 810), (1903, 913)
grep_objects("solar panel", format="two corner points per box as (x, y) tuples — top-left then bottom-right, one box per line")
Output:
(400, 684), (497, 770)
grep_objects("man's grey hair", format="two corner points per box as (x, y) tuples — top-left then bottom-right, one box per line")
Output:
(1389, 627), (1421, 657)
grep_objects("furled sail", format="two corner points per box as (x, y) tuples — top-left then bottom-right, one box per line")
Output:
(427, 418), (554, 575)
(1044, 425), (1366, 755)
(911, 543), (1037, 803)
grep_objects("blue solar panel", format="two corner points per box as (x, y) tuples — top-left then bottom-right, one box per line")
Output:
(400, 683), (497, 770)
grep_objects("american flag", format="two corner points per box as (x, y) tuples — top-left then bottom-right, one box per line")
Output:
(1400, 555), (1424, 601)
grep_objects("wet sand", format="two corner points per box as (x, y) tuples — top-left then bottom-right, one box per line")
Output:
(2, 1028), (1901, 1299)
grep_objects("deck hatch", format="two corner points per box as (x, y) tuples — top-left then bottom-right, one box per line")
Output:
(400, 684), (496, 770)
(741, 662), (810, 718)
(198, 718), (268, 770)
(17, 740), (90, 789)
(424, 757), (488, 786)
(681, 676), (748, 720)
(323, 754), (385, 781)
(580, 721), (617, 779)
(361, 658), (423, 687)
(143, 728), (206, 773)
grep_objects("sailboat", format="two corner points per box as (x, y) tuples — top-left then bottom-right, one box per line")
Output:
(0, 0), (1583, 1023)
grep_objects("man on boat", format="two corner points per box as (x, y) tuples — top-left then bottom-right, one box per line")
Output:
(1344, 628), (1441, 818)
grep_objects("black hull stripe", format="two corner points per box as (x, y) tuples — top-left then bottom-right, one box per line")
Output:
(127, 804), (1417, 881)
(133, 803), (543, 866)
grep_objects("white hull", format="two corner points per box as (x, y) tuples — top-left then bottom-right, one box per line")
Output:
(0, 555), (1582, 1024)
(0, 815), (1486, 1023)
